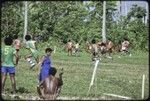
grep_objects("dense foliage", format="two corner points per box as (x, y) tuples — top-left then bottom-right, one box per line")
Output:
(1, 1), (148, 50)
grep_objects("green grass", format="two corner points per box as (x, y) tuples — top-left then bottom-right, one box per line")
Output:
(2, 46), (149, 100)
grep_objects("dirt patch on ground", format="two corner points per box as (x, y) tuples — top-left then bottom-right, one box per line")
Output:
(2, 93), (129, 100)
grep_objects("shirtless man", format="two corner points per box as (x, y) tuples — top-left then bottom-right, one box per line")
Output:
(121, 38), (130, 53)
(66, 39), (73, 56)
(91, 39), (99, 61)
(121, 38), (131, 56)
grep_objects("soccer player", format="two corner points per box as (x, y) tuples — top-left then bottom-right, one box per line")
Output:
(1, 36), (19, 94)
(24, 34), (39, 69)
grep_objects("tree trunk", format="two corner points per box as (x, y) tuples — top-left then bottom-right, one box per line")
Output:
(102, 1), (106, 43)
(23, 1), (28, 43)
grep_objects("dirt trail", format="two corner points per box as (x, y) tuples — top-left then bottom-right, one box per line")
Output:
(2, 93), (129, 100)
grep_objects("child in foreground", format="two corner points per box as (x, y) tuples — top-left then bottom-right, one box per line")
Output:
(1, 36), (19, 94)
(37, 47), (54, 86)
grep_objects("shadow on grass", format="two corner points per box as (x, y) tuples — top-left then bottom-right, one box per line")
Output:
(16, 87), (30, 93)
(5, 87), (30, 94)
(3, 87), (30, 100)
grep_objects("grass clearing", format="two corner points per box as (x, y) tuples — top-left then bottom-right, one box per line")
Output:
(2, 47), (149, 100)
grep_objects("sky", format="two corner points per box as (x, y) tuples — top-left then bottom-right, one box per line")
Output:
(83, 1), (149, 22)
(117, 1), (149, 16)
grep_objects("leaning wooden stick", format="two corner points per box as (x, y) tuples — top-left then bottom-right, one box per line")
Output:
(87, 59), (99, 95)
(141, 74), (145, 99)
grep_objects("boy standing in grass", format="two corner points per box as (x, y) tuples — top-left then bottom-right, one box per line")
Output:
(13, 34), (21, 65)
(24, 34), (39, 69)
(91, 39), (99, 61)
(121, 38), (131, 56)
(66, 39), (73, 56)
(37, 47), (53, 86)
(74, 40), (80, 56)
(1, 36), (19, 94)
(13, 34), (21, 53)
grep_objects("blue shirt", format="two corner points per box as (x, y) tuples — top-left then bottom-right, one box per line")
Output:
(41, 55), (51, 69)
(39, 55), (52, 81)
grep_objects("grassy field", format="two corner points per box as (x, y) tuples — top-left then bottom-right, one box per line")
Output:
(2, 46), (149, 100)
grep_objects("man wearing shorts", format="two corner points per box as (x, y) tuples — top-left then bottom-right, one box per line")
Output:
(25, 34), (39, 69)
(1, 36), (19, 94)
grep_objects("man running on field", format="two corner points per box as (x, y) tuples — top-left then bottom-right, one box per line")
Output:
(25, 34), (39, 69)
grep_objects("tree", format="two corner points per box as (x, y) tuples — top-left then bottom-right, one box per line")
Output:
(1, 1), (148, 51)
(1, 2), (24, 37)
(127, 4), (147, 21)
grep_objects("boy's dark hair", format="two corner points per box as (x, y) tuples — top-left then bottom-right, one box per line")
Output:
(45, 48), (53, 53)
(101, 42), (106, 46)
(68, 39), (71, 42)
(91, 39), (96, 44)
(25, 35), (31, 41)
(4, 37), (13, 45)
(108, 38), (111, 41)
(76, 40), (78, 43)
(13, 34), (18, 39)
(49, 67), (57, 76)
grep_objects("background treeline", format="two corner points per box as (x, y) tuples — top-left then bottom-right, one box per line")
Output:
(1, 1), (149, 50)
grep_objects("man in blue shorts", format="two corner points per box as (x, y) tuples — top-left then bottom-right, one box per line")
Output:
(1, 36), (19, 94)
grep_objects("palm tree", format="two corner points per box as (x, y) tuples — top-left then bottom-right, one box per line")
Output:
(127, 4), (147, 22)
(102, 1), (106, 43)
(23, 1), (28, 43)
